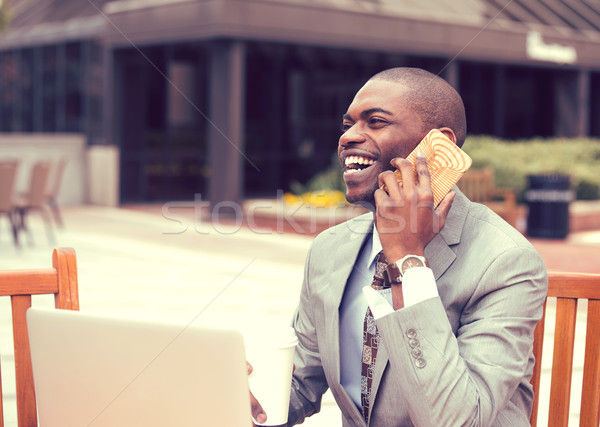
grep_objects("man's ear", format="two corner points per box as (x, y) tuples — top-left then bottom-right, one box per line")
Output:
(438, 127), (457, 145)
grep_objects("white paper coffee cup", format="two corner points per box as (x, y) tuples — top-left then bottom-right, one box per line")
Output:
(246, 326), (298, 426)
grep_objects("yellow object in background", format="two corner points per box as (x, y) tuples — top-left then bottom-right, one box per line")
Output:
(283, 190), (347, 207)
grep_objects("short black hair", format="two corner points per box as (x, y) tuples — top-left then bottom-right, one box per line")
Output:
(369, 67), (467, 147)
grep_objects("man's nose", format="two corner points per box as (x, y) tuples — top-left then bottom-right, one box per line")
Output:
(339, 124), (366, 147)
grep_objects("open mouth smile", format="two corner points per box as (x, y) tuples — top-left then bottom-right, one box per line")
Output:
(343, 155), (376, 174)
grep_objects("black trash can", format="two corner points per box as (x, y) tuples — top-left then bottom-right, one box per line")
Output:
(526, 174), (574, 239)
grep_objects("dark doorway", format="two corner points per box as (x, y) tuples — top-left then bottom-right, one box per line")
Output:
(116, 44), (209, 202)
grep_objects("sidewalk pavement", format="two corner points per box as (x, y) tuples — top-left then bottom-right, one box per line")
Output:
(0, 204), (338, 427)
(0, 203), (599, 426)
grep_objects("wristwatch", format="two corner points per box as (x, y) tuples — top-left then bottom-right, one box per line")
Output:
(386, 255), (427, 284)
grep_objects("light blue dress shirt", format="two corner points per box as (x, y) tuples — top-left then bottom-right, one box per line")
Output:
(339, 227), (392, 410)
(338, 226), (438, 410)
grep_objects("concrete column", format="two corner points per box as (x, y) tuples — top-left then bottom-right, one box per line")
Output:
(207, 40), (246, 209)
(576, 69), (590, 137)
(443, 60), (460, 91)
(492, 66), (506, 138)
(554, 70), (589, 137)
(592, 73), (600, 137)
(102, 44), (115, 147)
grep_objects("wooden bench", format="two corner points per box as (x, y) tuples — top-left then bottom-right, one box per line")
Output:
(530, 271), (600, 426)
(0, 248), (79, 427)
(457, 167), (519, 227)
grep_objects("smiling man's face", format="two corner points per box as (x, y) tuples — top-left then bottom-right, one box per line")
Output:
(338, 79), (426, 208)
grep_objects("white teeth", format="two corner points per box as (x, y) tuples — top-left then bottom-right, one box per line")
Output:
(344, 156), (374, 166)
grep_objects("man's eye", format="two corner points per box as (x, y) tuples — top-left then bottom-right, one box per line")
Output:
(340, 122), (353, 132)
(368, 117), (388, 127)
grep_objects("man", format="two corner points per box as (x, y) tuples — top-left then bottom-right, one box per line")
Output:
(252, 67), (547, 426)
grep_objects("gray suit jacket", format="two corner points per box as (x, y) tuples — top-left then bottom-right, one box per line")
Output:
(287, 190), (548, 426)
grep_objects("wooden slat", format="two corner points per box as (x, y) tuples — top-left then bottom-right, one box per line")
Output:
(53, 247), (79, 310)
(530, 299), (547, 427)
(548, 297), (578, 427)
(11, 295), (38, 427)
(0, 248), (80, 427)
(0, 270), (58, 295)
(532, 271), (600, 426)
(580, 299), (600, 425)
(547, 272), (600, 299)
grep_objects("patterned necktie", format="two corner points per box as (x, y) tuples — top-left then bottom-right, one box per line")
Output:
(361, 250), (389, 423)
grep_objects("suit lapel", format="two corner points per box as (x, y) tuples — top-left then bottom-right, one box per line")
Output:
(321, 214), (373, 423)
(325, 214), (373, 384)
(426, 188), (469, 280)
(369, 189), (469, 417)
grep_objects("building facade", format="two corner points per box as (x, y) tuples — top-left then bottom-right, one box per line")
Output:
(1, 0), (599, 204)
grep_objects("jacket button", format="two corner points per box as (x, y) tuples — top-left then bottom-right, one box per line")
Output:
(406, 328), (417, 338)
(411, 347), (423, 358)
(408, 337), (419, 348)
(415, 358), (427, 368)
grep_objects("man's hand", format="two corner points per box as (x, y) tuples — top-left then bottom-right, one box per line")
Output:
(375, 151), (455, 263)
(247, 362), (268, 425)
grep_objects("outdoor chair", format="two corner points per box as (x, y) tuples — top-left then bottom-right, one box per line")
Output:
(457, 167), (519, 227)
(530, 271), (600, 426)
(46, 158), (67, 228)
(14, 161), (54, 245)
(0, 248), (79, 427)
(0, 161), (20, 247)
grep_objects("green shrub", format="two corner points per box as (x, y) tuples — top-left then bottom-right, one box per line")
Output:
(465, 136), (600, 201)
(292, 136), (600, 201)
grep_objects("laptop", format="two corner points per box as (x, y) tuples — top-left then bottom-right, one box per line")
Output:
(26, 307), (253, 427)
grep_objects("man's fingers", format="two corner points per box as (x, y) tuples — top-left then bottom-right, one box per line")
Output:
(390, 158), (415, 192)
(378, 170), (402, 199)
(247, 362), (267, 425)
(413, 151), (432, 189)
(250, 391), (267, 425)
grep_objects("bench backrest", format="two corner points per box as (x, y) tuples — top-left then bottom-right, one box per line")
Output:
(530, 271), (600, 426)
(0, 248), (79, 427)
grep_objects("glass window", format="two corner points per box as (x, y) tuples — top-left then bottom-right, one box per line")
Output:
(87, 41), (104, 144)
(20, 49), (34, 132)
(42, 45), (58, 132)
(65, 42), (82, 132)
(0, 51), (16, 131)
(117, 43), (209, 202)
(591, 73), (600, 137)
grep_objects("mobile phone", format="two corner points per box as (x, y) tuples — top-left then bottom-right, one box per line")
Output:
(382, 129), (472, 207)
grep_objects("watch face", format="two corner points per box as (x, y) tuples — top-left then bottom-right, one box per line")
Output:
(400, 256), (425, 273)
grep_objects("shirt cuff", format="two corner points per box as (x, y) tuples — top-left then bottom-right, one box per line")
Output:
(362, 287), (394, 319)
(362, 267), (438, 320)
(402, 267), (438, 307)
